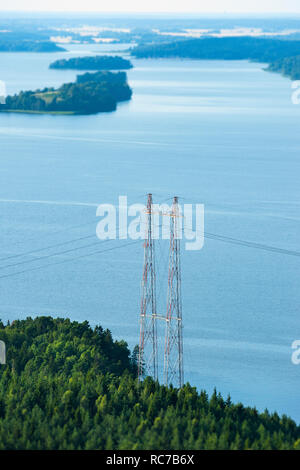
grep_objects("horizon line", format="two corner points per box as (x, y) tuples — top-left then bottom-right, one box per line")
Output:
(1, 11), (300, 16)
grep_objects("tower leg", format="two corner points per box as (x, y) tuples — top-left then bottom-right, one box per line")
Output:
(138, 194), (158, 382)
(164, 197), (184, 388)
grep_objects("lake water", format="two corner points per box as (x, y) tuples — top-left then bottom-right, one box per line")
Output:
(0, 44), (300, 421)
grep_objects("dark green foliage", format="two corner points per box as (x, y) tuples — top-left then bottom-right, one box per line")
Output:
(50, 55), (133, 70)
(76, 71), (133, 102)
(0, 316), (299, 450)
(267, 55), (300, 79)
(132, 37), (300, 62)
(0, 41), (65, 52)
(0, 72), (132, 115)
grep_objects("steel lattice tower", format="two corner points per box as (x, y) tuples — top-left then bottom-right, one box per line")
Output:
(164, 196), (184, 388)
(138, 193), (158, 382)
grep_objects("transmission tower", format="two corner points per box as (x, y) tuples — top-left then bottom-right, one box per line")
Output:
(138, 193), (158, 382)
(164, 196), (184, 388)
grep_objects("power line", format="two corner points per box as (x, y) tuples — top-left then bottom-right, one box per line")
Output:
(189, 228), (300, 258)
(0, 216), (299, 283)
(0, 233), (96, 264)
(0, 239), (141, 281)
(145, 215), (300, 258)
(1, 204), (299, 275)
(0, 220), (97, 252)
(141, 220), (300, 259)
(0, 239), (108, 271)
(0, 226), (298, 278)
(0, 217), (145, 272)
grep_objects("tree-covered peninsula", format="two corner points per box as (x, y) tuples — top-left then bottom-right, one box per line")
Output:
(266, 55), (300, 80)
(131, 37), (300, 62)
(0, 40), (65, 52)
(0, 71), (132, 115)
(49, 55), (133, 70)
(0, 315), (299, 450)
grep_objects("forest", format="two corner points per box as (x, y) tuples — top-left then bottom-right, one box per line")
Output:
(267, 55), (300, 80)
(0, 316), (299, 450)
(0, 71), (132, 115)
(50, 55), (133, 70)
(131, 37), (300, 62)
(76, 70), (133, 102)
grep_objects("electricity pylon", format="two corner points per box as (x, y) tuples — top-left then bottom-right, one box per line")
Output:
(164, 196), (184, 388)
(138, 193), (158, 382)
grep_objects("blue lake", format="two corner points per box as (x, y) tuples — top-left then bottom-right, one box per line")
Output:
(0, 44), (299, 421)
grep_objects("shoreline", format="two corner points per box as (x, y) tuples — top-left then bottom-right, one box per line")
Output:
(0, 109), (76, 115)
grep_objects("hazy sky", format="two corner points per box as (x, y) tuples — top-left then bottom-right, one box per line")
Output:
(0, 0), (300, 14)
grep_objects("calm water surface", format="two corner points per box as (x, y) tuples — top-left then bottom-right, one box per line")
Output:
(0, 44), (299, 421)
